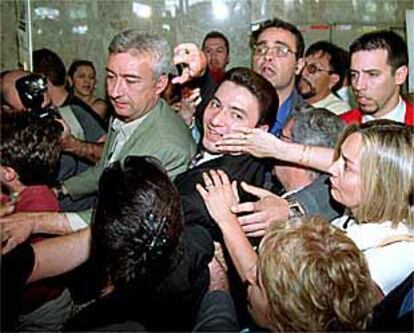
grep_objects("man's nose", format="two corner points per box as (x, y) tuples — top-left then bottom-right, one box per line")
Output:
(353, 74), (367, 91)
(210, 110), (226, 126)
(108, 79), (123, 98)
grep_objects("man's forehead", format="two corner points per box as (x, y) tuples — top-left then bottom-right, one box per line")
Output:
(257, 27), (296, 47)
(350, 49), (389, 70)
(306, 51), (331, 65)
(204, 38), (226, 47)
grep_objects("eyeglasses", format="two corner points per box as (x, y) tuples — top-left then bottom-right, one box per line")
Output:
(304, 63), (334, 75)
(253, 43), (296, 58)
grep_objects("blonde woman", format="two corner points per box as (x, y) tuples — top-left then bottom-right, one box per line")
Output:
(328, 120), (414, 295)
(197, 170), (376, 331)
(213, 120), (414, 297)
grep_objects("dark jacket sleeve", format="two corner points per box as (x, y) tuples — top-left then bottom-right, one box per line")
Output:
(1, 243), (35, 331)
(289, 174), (344, 221)
(193, 290), (240, 332)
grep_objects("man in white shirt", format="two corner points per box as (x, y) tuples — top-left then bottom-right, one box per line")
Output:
(297, 41), (351, 115)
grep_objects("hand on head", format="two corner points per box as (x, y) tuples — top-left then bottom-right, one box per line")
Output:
(215, 126), (283, 158)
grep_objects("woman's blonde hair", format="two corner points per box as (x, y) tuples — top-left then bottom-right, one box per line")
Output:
(333, 120), (414, 227)
(258, 216), (376, 331)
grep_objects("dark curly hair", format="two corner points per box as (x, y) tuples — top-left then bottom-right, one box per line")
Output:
(90, 156), (183, 290)
(1, 112), (62, 185)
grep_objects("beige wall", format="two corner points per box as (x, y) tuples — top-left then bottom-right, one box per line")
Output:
(1, 0), (411, 97)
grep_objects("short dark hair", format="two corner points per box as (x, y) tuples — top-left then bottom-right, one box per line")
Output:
(224, 67), (278, 129)
(349, 30), (408, 73)
(305, 41), (349, 92)
(202, 31), (230, 54)
(91, 156), (183, 289)
(68, 60), (96, 79)
(250, 18), (305, 59)
(33, 48), (67, 87)
(1, 112), (62, 185)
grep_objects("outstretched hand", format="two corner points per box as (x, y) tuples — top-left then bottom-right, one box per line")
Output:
(215, 126), (285, 159)
(196, 169), (239, 227)
(231, 182), (289, 237)
(172, 43), (207, 85)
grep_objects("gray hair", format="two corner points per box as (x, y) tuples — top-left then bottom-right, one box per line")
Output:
(290, 107), (345, 179)
(108, 30), (172, 79)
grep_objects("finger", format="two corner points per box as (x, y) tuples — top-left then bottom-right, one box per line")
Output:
(193, 96), (202, 106)
(240, 182), (272, 199)
(231, 202), (256, 214)
(196, 183), (208, 200)
(171, 68), (190, 85)
(231, 181), (239, 203)
(215, 145), (245, 154)
(227, 126), (252, 134)
(238, 212), (265, 225)
(241, 222), (268, 233)
(202, 172), (214, 187)
(209, 169), (222, 187)
(245, 230), (267, 238)
(216, 169), (230, 186)
(1, 238), (17, 255)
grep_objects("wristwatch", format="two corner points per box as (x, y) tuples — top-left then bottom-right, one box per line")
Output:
(286, 196), (306, 219)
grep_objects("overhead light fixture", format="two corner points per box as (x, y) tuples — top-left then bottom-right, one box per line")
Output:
(132, 2), (152, 18)
(212, 0), (228, 20)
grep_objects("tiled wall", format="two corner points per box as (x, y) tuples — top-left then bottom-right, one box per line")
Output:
(1, 0), (411, 97)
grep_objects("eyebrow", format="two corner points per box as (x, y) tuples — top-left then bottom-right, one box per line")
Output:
(341, 151), (356, 166)
(257, 40), (291, 49)
(105, 68), (142, 79)
(211, 95), (249, 116)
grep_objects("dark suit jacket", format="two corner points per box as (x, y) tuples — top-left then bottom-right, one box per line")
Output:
(175, 154), (271, 241)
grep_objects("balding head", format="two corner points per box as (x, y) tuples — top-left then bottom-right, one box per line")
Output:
(0, 70), (31, 112)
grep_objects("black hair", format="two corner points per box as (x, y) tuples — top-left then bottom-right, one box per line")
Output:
(350, 30), (408, 73)
(68, 60), (96, 79)
(250, 18), (305, 59)
(305, 41), (349, 91)
(202, 31), (230, 54)
(224, 67), (278, 129)
(1, 112), (62, 185)
(33, 48), (67, 87)
(90, 156), (183, 290)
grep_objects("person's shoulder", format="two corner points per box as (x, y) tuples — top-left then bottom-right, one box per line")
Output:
(340, 108), (362, 124)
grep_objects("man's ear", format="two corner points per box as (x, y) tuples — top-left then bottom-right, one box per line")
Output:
(0, 166), (18, 183)
(294, 57), (306, 75)
(258, 124), (269, 132)
(328, 73), (340, 90)
(155, 74), (169, 95)
(394, 65), (408, 86)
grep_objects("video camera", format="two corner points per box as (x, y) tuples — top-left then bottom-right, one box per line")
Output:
(15, 73), (61, 120)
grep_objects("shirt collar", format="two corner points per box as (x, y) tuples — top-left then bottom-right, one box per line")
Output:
(363, 97), (405, 123)
(111, 113), (150, 137)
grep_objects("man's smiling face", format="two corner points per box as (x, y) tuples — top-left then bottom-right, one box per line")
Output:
(202, 81), (261, 154)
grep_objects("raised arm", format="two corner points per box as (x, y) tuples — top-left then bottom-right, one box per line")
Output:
(29, 228), (91, 283)
(216, 127), (335, 173)
(196, 169), (258, 282)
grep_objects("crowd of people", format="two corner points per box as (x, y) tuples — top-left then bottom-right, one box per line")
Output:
(0, 16), (413, 332)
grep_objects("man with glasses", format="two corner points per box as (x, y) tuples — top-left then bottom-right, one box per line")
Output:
(250, 18), (308, 136)
(297, 41), (351, 115)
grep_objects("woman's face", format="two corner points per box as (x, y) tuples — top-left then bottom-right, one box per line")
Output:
(72, 65), (96, 96)
(328, 133), (363, 213)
